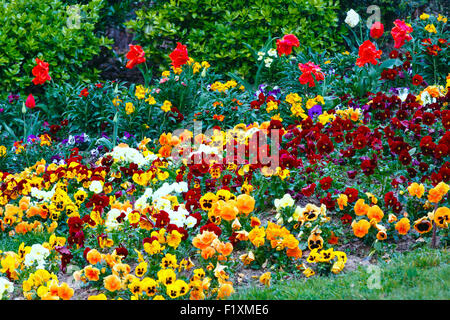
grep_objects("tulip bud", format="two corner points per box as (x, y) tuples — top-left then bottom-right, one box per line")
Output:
(22, 102), (27, 114)
(25, 94), (36, 109)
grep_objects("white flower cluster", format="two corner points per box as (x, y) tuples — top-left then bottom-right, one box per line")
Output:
(189, 144), (222, 159)
(105, 182), (192, 232)
(23, 244), (50, 269)
(105, 207), (132, 232)
(0, 277), (14, 300)
(257, 48), (277, 68)
(104, 145), (149, 167)
(30, 184), (57, 202)
(421, 90), (437, 105)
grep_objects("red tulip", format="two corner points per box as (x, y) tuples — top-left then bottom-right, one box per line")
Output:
(25, 94), (36, 109)
(370, 21), (384, 39)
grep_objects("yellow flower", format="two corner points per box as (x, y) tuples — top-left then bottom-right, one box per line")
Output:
(162, 71), (170, 78)
(266, 101), (278, 114)
(145, 95), (156, 105)
(259, 272), (271, 287)
(161, 100), (172, 112)
(201, 61), (210, 69)
(135, 85), (148, 100)
(166, 230), (183, 249)
(420, 13), (430, 20)
(125, 102), (135, 115)
(0, 145), (6, 157)
(88, 293), (107, 300)
(112, 96), (122, 106)
(425, 24), (437, 33)
(192, 62), (201, 73)
(407, 182), (425, 199)
(303, 268), (315, 277)
(437, 14), (447, 23)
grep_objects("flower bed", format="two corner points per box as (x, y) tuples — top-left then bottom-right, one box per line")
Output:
(0, 10), (449, 300)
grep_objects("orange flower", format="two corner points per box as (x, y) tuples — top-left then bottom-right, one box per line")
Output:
(395, 217), (410, 235)
(352, 219), (371, 238)
(236, 194), (255, 215)
(248, 226), (266, 247)
(201, 246), (216, 259)
(19, 196), (30, 211)
(86, 249), (102, 265)
(103, 274), (122, 292)
(337, 194), (348, 210)
(158, 145), (172, 158)
(250, 216), (261, 227)
(428, 182), (449, 203)
(354, 199), (369, 216)
(192, 231), (218, 250)
(215, 242), (233, 256)
(26, 206), (44, 219)
(217, 283), (234, 299)
(220, 201), (239, 221)
(58, 282), (74, 300)
(367, 205), (384, 223)
(407, 182), (425, 198)
(327, 231), (339, 245)
(286, 247), (303, 259)
(84, 265), (100, 281)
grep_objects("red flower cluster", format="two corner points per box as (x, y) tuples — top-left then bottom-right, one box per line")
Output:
(391, 19), (413, 49)
(32, 58), (51, 85)
(356, 40), (382, 67)
(169, 42), (189, 68)
(276, 34), (300, 56)
(125, 45), (146, 69)
(298, 62), (324, 87)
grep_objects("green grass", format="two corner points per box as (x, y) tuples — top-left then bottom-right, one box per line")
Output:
(0, 232), (50, 253)
(231, 248), (450, 300)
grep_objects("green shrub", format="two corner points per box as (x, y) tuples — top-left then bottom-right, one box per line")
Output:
(125, 0), (347, 78)
(0, 0), (113, 95)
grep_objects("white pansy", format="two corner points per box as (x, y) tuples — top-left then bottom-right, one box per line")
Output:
(345, 9), (360, 28)
(185, 215), (198, 228)
(421, 90), (436, 105)
(89, 180), (103, 194)
(398, 88), (409, 101)
(24, 244), (50, 269)
(174, 182), (188, 193)
(68, 135), (75, 145)
(168, 210), (186, 228)
(105, 208), (127, 232)
(134, 196), (149, 211)
(274, 194), (295, 211)
(0, 277), (14, 299)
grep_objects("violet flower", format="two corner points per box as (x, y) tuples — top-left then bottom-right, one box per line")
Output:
(308, 105), (322, 118)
